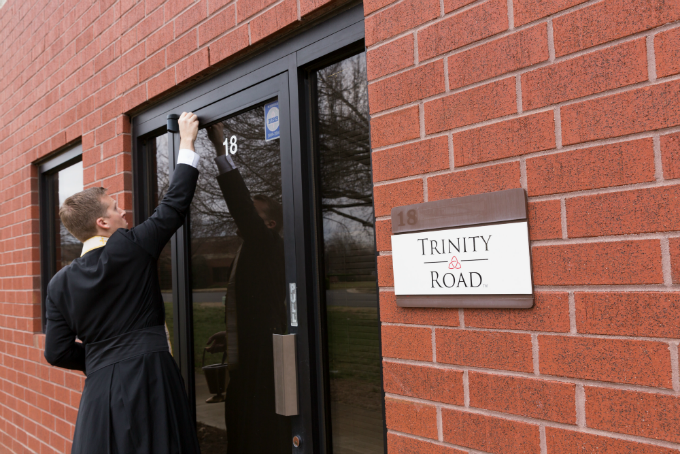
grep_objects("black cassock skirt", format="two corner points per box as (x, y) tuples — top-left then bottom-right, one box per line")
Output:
(72, 326), (200, 454)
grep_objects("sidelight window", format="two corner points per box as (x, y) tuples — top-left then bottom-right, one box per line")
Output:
(39, 144), (83, 331)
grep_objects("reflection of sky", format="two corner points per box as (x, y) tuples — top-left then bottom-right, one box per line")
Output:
(322, 199), (373, 247)
(58, 161), (83, 205)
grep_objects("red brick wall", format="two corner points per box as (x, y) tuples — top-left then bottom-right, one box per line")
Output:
(1, 0), (680, 452)
(0, 0), (350, 452)
(368, 0), (680, 452)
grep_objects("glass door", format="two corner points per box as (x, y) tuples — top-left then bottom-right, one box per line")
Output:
(170, 74), (298, 453)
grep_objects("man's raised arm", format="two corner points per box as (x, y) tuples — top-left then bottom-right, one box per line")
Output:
(128, 112), (201, 259)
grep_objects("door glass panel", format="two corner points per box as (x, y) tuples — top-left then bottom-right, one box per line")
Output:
(190, 102), (291, 453)
(315, 53), (384, 453)
(55, 161), (84, 271)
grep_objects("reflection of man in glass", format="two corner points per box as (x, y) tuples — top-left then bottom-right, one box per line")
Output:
(204, 125), (290, 453)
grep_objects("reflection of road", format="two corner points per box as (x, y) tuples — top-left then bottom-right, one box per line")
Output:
(195, 371), (227, 431)
(326, 289), (377, 307)
(162, 291), (226, 304)
(163, 289), (377, 307)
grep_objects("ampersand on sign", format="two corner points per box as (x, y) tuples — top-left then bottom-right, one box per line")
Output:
(449, 256), (461, 270)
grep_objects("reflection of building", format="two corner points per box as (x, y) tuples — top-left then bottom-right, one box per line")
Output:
(190, 237), (241, 289)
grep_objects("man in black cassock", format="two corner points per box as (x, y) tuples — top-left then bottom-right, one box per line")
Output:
(44, 112), (202, 454)
(204, 126), (291, 453)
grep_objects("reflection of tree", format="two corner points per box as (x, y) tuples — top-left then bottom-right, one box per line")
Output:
(190, 107), (282, 243)
(317, 53), (374, 254)
(187, 106), (284, 289)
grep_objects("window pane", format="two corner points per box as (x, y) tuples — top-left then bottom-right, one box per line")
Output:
(190, 103), (291, 453)
(315, 53), (384, 453)
(55, 161), (83, 271)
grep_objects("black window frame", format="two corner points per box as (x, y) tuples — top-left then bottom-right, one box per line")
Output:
(38, 142), (83, 332)
(131, 5), (384, 453)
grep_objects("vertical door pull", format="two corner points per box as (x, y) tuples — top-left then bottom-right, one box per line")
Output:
(273, 334), (298, 416)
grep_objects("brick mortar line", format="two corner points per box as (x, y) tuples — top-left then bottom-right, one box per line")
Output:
(366, 0), (487, 22)
(531, 333), (539, 375)
(568, 292), (576, 334)
(385, 429), (491, 454)
(0, 0), (93, 92)
(378, 283), (680, 292)
(510, 0), (603, 29)
(377, 222), (680, 249)
(369, 69), (680, 140)
(0, 403), (78, 430)
(436, 405), (443, 441)
(671, 342), (680, 392)
(383, 10), (680, 85)
(382, 322), (680, 343)
(531, 230), (680, 246)
(3, 0), (297, 127)
(575, 384), (586, 427)
(0, 0), (48, 49)
(661, 238), (672, 286)
(366, 0), (594, 58)
(367, 25), (680, 122)
(431, 327), (436, 362)
(463, 369), (470, 406)
(384, 392), (680, 449)
(2, 395), (80, 425)
(653, 135), (664, 181)
(372, 165), (462, 186)
(646, 33), (657, 82)
(540, 425), (547, 454)
(547, 19), (555, 62)
(527, 176), (680, 202)
(560, 198), (568, 239)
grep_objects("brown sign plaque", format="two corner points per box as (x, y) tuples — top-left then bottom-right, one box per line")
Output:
(390, 188), (534, 309)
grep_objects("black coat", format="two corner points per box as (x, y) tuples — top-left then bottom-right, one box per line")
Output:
(216, 169), (290, 453)
(44, 163), (200, 454)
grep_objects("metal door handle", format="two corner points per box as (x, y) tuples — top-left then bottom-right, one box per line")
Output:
(273, 333), (298, 416)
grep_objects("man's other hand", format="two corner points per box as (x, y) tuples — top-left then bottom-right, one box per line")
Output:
(207, 124), (227, 156)
(179, 112), (199, 151)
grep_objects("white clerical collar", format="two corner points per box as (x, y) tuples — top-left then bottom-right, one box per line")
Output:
(81, 236), (109, 256)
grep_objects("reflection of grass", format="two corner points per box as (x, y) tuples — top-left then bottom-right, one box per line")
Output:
(327, 306), (381, 384)
(193, 303), (226, 374)
(164, 302), (226, 375)
(166, 300), (382, 386)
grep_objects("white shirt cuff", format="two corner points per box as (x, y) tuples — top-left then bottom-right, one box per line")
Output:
(177, 149), (200, 168)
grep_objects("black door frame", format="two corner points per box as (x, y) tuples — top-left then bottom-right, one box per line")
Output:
(132, 5), (380, 453)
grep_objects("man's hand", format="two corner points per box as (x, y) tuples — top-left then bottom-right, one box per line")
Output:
(207, 124), (227, 156)
(179, 112), (199, 151)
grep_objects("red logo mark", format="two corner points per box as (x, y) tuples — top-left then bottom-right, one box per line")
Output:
(449, 256), (461, 270)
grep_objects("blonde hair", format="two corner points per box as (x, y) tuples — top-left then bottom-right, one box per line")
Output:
(59, 187), (108, 242)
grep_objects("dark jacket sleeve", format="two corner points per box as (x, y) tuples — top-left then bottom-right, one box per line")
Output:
(44, 295), (86, 373)
(127, 163), (199, 259)
(216, 169), (276, 244)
